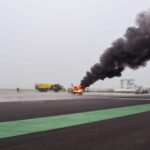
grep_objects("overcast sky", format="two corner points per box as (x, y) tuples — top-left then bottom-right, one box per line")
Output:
(0, 0), (150, 89)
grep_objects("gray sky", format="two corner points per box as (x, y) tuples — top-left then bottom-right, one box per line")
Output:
(0, 0), (150, 89)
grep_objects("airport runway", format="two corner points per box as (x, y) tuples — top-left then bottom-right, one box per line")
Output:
(0, 92), (150, 150)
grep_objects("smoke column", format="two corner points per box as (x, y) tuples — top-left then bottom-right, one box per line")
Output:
(81, 9), (150, 88)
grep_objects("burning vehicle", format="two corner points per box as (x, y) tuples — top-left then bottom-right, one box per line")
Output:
(71, 84), (85, 95)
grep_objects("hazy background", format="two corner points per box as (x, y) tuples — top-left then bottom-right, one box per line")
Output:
(0, 0), (150, 89)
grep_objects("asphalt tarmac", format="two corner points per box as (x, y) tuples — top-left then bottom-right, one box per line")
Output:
(0, 93), (150, 150)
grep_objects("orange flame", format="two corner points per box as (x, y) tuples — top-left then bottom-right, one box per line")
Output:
(73, 84), (85, 94)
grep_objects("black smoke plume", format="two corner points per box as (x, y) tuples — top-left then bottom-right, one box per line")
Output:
(81, 10), (150, 88)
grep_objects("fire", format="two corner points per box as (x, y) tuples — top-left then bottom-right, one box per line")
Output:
(72, 84), (85, 95)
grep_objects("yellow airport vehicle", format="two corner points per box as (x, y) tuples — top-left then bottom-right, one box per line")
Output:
(35, 83), (63, 92)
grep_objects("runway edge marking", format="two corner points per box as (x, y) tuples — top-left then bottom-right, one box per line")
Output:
(0, 103), (150, 139)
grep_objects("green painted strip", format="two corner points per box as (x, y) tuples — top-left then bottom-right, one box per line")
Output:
(0, 103), (150, 139)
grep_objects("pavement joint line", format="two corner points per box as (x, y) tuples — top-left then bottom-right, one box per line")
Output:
(0, 103), (150, 139)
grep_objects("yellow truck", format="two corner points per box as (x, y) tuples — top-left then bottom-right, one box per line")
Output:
(35, 83), (63, 92)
